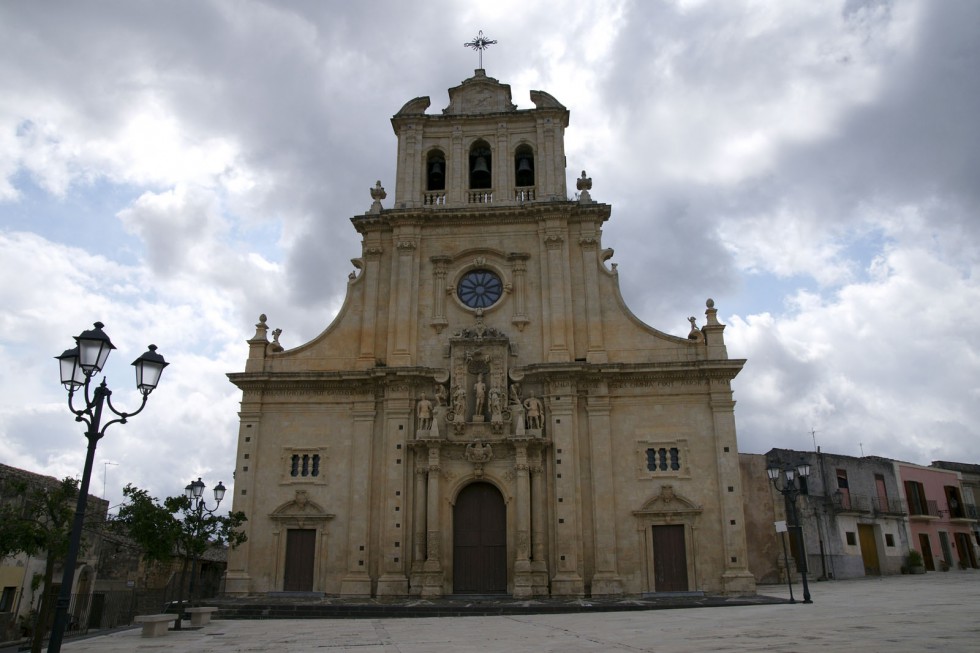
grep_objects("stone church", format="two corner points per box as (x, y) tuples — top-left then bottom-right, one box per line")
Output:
(224, 68), (755, 598)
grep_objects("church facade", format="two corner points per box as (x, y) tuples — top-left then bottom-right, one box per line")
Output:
(224, 69), (755, 598)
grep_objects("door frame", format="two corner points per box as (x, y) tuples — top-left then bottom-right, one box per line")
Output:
(270, 492), (335, 592)
(633, 485), (703, 593)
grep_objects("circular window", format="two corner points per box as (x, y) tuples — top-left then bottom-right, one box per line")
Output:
(457, 269), (503, 309)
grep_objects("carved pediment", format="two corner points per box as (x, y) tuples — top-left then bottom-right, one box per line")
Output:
(443, 71), (516, 115)
(633, 485), (702, 517)
(269, 490), (334, 527)
(395, 96), (430, 116)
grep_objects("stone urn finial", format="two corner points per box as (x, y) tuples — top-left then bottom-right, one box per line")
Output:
(577, 170), (593, 203)
(369, 180), (387, 214)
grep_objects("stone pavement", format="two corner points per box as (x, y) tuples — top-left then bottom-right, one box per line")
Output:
(58, 571), (978, 652)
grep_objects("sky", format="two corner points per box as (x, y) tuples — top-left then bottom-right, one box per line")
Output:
(1, 0), (978, 512)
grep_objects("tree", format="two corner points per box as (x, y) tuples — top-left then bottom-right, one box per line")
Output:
(0, 475), (81, 653)
(113, 484), (246, 620)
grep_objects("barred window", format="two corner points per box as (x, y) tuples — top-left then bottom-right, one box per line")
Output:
(646, 447), (681, 473)
(290, 453), (320, 478)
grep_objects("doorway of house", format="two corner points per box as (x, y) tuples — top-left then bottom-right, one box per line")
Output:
(453, 482), (507, 594)
(918, 533), (936, 571)
(858, 524), (881, 575)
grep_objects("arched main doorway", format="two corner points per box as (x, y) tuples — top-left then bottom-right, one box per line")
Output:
(453, 482), (507, 594)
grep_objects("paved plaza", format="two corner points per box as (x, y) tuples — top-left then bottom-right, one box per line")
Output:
(57, 572), (978, 652)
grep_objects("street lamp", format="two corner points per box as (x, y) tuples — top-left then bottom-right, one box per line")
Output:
(176, 477), (225, 629)
(48, 322), (167, 653)
(767, 461), (813, 604)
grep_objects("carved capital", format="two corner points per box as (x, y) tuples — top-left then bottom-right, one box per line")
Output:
(544, 235), (564, 250)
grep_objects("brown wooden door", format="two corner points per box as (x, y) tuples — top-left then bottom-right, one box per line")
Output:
(453, 483), (507, 594)
(858, 524), (880, 575)
(652, 524), (688, 592)
(283, 529), (316, 591)
(919, 533), (935, 571)
(955, 532), (977, 568)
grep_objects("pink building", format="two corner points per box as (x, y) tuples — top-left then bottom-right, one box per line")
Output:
(895, 462), (978, 571)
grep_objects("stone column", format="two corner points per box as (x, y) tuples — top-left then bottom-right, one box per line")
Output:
(513, 442), (533, 597)
(711, 387), (756, 595)
(376, 389), (410, 597)
(508, 252), (530, 331)
(390, 238), (418, 365)
(585, 394), (623, 595)
(543, 231), (570, 363)
(340, 402), (376, 596)
(579, 228), (607, 363)
(430, 255), (451, 333)
(529, 448), (549, 595)
(357, 244), (383, 367)
(421, 445), (444, 597)
(548, 385), (584, 595)
(409, 462), (428, 595)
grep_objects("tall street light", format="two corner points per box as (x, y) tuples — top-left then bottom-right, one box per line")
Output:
(767, 461), (813, 604)
(175, 477), (225, 629)
(49, 322), (168, 653)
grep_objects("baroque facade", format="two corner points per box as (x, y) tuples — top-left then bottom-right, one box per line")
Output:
(225, 69), (755, 598)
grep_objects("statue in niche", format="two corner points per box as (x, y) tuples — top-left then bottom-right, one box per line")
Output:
(416, 393), (433, 431)
(435, 383), (448, 406)
(489, 384), (503, 421)
(452, 384), (466, 423)
(510, 383), (525, 436)
(472, 374), (486, 419)
(524, 395), (543, 430)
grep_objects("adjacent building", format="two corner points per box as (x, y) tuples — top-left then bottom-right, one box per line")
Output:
(896, 461), (978, 571)
(225, 68), (756, 598)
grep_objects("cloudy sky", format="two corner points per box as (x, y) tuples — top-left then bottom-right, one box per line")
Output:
(1, 0), (978, 511)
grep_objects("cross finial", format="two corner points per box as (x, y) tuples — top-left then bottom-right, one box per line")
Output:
(464, 30), (497, 69)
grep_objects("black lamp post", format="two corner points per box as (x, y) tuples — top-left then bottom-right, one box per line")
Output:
(767, 461), (813, 604)
(48, 322), (167, 653)
(176, 477), (225, 628)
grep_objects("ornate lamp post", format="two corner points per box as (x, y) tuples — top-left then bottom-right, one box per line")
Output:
(767, 461), (813, 604)
(49, 322), (168, 652)
(176, 477), (225, 628)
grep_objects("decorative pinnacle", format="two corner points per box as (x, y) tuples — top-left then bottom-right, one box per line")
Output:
(464, 30), (497, 69)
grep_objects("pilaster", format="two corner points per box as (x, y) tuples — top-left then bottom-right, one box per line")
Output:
(340, 403), (377, 596)
(547, 382), (584, 596)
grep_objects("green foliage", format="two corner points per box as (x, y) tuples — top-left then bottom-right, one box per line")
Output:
(907, 549), (924, 567)
(0, 475), (78, 559)
(113, 483), (247, 564)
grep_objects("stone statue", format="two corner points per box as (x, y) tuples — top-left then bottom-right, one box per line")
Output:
(473, 374), (486, 418)
(435, 383), (448, 406)
(268, 328), (284, 353)
(524, 395), (543, 430)
(417, 393), (433, 431)
(452, 384), (466, 422)
(489, 384), (503, 421)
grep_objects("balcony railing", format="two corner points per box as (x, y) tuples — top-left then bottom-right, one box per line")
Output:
(514, 186), (535, 202)
(830, 493), (872, 513)
(468, 190), (494, 204)
(423, 192), (446, 206)
(871, 496), (908, 515)
(907, 499), (940, 519)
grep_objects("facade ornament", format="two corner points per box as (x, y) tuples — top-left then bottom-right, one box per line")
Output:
(687, 317), (704, 343)
(464, 440), (493, 463)
(369, 180), (386, 214)
(472, 374), (486, 420)
(251, 314), (269, 342)
(268, 328), (284, 353)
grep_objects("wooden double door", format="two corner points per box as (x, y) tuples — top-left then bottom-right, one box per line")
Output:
(652, 524), (689, 592)
(453, 482), (507, 594)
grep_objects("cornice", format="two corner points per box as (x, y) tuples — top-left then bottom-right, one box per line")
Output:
(351, 201), (611, 233)
(226, 367), (446, 394)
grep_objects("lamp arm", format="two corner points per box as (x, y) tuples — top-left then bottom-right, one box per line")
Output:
(66, 388), (94, 429)
(99, 392), (149, 434)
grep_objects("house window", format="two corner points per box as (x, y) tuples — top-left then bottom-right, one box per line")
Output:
(885, 533), (895, 547)
(845, 531), (857, 546)
(944, 485), (965, 518)
(905, 480), (929, 515)
(875, 474), (889, 512)
(836, 469), (851, 510)
(0, 586), (16, 612)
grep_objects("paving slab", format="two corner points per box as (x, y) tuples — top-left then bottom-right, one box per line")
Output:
(60, 571), (979, 652)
